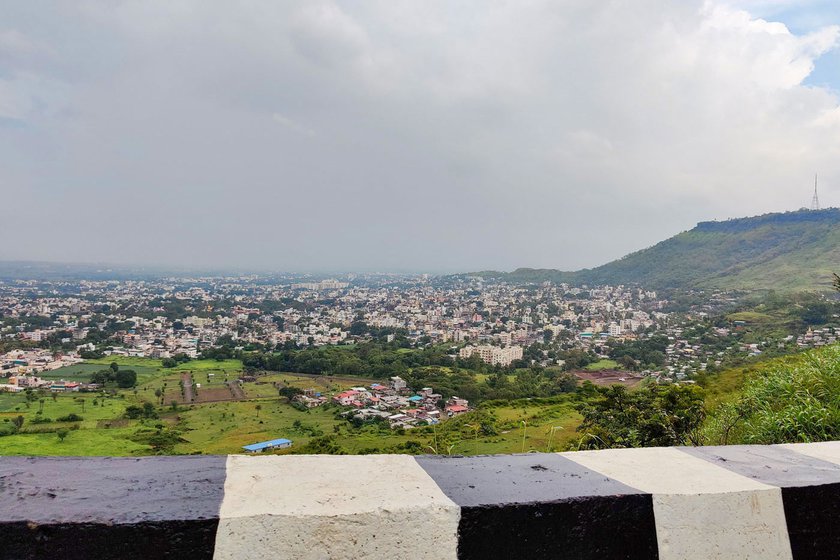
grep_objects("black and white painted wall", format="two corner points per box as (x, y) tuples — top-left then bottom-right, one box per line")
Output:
(2, 442), (840, 559)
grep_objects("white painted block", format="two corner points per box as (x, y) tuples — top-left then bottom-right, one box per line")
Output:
(779, 441), (840, 465)
(653, 488), (791, 559)
(213, 455), (459, 560)
(562, 447), (792, 560)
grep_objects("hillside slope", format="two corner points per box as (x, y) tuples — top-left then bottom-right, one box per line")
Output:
(478, 209), (840, 290)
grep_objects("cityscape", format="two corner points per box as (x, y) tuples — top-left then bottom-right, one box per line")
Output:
(2, 0), (840, 557)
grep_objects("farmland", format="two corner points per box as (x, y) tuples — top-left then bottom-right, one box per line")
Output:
(0, 357), (583, 456)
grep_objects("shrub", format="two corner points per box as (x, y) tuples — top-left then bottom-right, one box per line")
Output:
(705, 345), (840, 445)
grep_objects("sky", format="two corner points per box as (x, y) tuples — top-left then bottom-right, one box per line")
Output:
(1, 1), (839, 273)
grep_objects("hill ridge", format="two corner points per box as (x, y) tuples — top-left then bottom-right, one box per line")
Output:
(471, 208), (840, 290)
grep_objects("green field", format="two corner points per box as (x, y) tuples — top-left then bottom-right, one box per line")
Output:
(0, 356), (586, 457)
(44, 362), (162, 385)
(584, 359), (620, 371)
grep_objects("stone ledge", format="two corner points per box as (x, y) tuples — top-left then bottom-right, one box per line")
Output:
(2, 443), (840, 559)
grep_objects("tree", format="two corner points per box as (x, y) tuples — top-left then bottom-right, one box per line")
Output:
(115, 369), (137, 388)
(110, 362), (119, 373)
(278, 386), (303, 400)
(574, 384), (706, 449)
(142, 402), (156, 418)
(56, 428), (69, 442)
(11, 415), (24, 431)
(255, 404), (262, 417)
(349, 321), (368, 336)
(293, 435), (346, 454)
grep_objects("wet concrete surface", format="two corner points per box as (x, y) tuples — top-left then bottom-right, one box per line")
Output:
(0, 456), (226, 560)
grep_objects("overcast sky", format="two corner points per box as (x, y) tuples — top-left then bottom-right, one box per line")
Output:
(1, 1), (839, 273)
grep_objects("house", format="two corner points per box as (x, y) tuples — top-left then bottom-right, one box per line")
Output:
(242, 438), (293, 453)
(49, 381), (81, 393)
(445, 405), (469, 417)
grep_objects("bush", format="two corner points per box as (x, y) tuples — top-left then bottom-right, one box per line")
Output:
(124, 402), (158, 420)
(705, 345), (840, 445)
(57, 413), (84, 422)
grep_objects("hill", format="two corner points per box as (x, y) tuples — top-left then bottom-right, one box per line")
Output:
(476, 208), (840, 290)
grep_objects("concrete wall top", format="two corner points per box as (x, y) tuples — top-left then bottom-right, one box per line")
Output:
(3, 442), (840, 559)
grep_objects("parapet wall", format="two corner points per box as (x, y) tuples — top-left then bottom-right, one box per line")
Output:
(3, 442), (840, 559)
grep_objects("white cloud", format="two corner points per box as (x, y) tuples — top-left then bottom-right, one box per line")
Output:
(0, 1), (838, 271)
(272, 113), (316, 137)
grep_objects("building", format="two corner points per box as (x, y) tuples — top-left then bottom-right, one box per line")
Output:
(458, 344), (523, 367)
(242, 438), (293, 453)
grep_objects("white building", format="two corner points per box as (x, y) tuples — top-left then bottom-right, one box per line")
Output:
(459, 344), (523, 366)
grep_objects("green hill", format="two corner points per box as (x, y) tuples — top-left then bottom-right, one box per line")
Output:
(478, 209), (840, 290)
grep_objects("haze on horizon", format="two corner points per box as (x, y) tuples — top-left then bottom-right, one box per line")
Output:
(1, 0), (839, 274)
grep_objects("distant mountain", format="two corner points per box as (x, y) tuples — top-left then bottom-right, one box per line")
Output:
(475, 209), (840, 291)
(0, 261), (180, 281)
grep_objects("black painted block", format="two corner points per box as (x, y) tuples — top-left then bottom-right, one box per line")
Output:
(782, 483), (840, 560)
(0, 519), (219, 560)
(0, 456), (227, 560)
(459, 494), (657, 560)
(416, 453), (659, 560)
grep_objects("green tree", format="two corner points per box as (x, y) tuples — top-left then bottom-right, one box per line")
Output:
(115, 369), (137, 388)
(543, 328), (553, 343)
(56, 428), (69, 442)
(574, 384), (705, 449)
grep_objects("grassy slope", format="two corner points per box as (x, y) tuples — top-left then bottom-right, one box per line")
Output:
(486, 208), (840, 290)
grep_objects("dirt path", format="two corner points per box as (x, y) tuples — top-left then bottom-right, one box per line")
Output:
(181, 372), (195, 402)
(226, 380), (246, 399)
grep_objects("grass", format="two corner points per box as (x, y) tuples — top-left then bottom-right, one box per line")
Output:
(0, 356), (585, 457)
(726, 311), (773, 323)
(44, 363), (162, 385)
(584, 359), (620, 371)
(700, 353), (807, 408)
(0, 428), (148, 456)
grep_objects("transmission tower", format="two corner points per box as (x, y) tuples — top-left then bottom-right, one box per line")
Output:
(811, 174), (820, 211)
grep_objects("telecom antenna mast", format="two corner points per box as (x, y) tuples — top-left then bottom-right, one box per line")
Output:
(811, 174), (821, 211)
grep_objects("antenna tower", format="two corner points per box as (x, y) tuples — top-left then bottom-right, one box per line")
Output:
(811, 174), (820, 211)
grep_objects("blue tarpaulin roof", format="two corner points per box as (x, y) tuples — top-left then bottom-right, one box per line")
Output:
(242, 438), (292, 452)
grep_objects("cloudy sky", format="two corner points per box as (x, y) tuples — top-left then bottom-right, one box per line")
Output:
(1, 1), (839, 273)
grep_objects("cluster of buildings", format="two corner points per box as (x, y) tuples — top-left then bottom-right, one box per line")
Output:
(0, 349), (82, 376)
(0, 276), (671, 363)
(2, 274), (838, 388)
(331, 376), (470, 430)
(0, 373), (99, 393)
